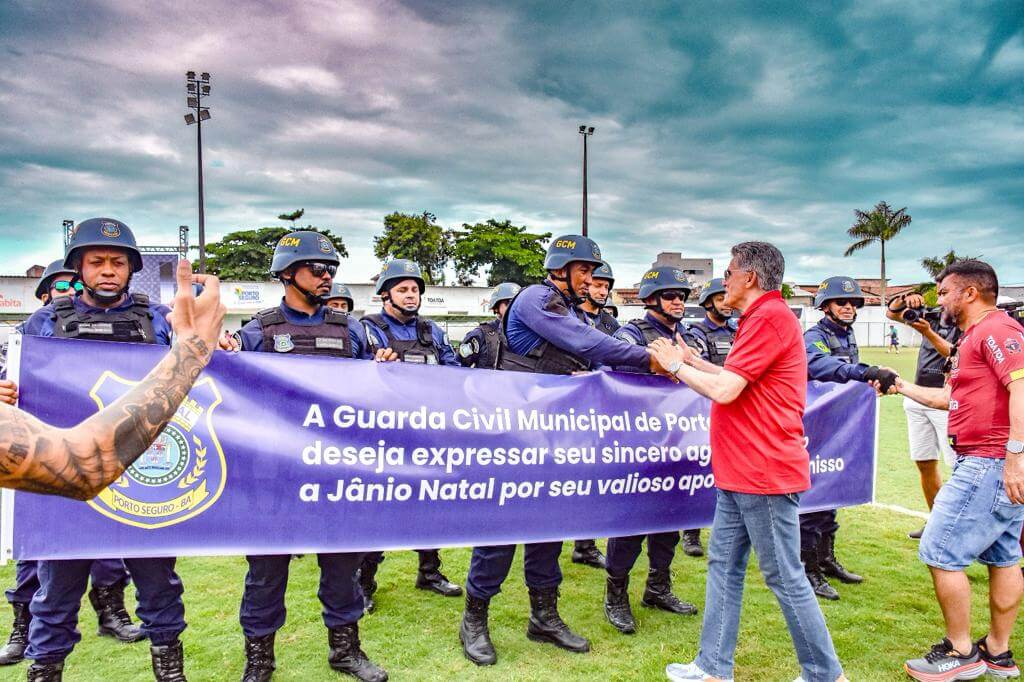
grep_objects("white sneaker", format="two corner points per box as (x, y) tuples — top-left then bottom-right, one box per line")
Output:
(665, 661), (734, 681)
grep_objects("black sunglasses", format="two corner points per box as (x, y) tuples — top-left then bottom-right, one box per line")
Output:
(659, 291), (688, 302)
(52, 280), (84, 294)
(832, 298), (859, 308)
(302, 262), (337, 278)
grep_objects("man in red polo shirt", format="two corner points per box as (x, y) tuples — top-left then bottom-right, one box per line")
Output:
(883, 259), (1024, 682)
(653, 242), (845, 682)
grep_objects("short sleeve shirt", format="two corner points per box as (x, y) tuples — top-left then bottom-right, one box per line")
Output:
(710, 290), (811, 495)
(948, 310), (1024, 457)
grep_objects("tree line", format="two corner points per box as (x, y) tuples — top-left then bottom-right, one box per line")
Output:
(196, 209), (551, 287)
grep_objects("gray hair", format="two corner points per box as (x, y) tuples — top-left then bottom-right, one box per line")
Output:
(730, 241), (784, 292)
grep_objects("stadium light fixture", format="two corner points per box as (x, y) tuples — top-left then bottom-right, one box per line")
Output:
(184, 70), (212, 272)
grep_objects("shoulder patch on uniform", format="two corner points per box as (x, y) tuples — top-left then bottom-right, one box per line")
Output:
(813, 340), (830, 354)
(542, 289), (569, 315)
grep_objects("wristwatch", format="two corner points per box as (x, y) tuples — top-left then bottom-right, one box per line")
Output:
(667, 360), (684, 375)
(1007, 439), (1024, 455)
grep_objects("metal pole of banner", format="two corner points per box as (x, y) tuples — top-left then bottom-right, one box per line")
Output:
(0, 333), (23, 564)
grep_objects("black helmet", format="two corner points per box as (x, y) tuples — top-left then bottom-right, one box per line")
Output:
(324, 282), (355, 309)
(64, 218), (143, 273)
(35, 259), (78, 301)
(270, 231), (341, 276)
(698, 278), (726, 307)
(814, 276), (865, 309)
(638, 267), (693, 300)
(543, 235), (603, 270)
(376, 259), (425, 295)
(592, 261), (614, 287)
(488, 282), (521, 311)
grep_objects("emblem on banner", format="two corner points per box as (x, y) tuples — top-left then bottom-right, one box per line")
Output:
(86, 373), (227, 529)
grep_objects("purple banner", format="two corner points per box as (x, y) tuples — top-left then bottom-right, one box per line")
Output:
(5, 335), (876, 560)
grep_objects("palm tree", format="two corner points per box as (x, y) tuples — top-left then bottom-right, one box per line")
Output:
(843, 201), (912, 306)
(920, 249), (978, 279)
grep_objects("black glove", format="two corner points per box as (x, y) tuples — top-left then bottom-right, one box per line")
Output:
(864, 366), (898, 393)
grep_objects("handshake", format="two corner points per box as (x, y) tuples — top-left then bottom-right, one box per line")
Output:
(865, 366), (900, 395)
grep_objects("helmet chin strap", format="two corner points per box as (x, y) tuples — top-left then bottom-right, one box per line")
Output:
(585, 293), (607, 309)
(284, 276), (326, 305)
(645, 301), (684, 322)
(550, 264), (586, 306)
(383, 292), (421, 318)
(83, 274), (131, 306)
(825, 309), (857, 327)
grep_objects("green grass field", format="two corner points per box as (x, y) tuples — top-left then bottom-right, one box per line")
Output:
(0, 347), (1012, 681)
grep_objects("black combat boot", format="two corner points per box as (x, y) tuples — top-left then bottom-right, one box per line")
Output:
(571, 540), (606, 569)
(327, 624), (388, 681)
(802, 548), (839, 601)
(526, 587), (590, 653)
(820, 533), (863, 584)
(358, 560), (379, 614)
(641, 568), (698, 615)
(415, 551), (462, 597)
(0, 602), (30, 665)
(459, 594), (496, 666)
(26, 662), (63, 681)
(241, 633), (275, 682)
(603, 575), (636, 634)
(89, 583), (145, 643)
(681, 530), (704, 557)
(150, 639), (187, 682)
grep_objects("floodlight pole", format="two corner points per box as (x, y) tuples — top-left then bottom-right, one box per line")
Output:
(185, 71), (211, 273)
(579, 125), (594, 237)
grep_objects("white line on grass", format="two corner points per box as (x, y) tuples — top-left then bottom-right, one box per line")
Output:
(869, 502), (929, 520)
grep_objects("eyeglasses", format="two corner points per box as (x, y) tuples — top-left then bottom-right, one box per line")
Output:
(51, 281), (84, 293)
(723, 268), (750, 281)
(303, 262), (337, 278)
(659, 291), (688, 302)
(832, 299), (859, 308)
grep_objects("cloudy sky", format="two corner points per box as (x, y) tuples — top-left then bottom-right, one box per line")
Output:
(1, 0), (1022, 287)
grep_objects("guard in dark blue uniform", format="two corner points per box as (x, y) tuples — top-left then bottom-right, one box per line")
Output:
(19, 219), (188, 682)
(0, 260), (141, 669)
(459, 235), (655, 667)
(569, 262), (622, 570)
(801, 277), (896, 601)
(235, 232), (386, 682)
(324, 282), (355, 314)
(681, 278), (739, 557)
(458, 282), (520, 369)
(603, 266), (700, 634)
(358, 260), (463, 612)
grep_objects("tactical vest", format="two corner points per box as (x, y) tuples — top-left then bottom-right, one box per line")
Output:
(52, 294), (156, 344)
(362, 314), (441, 365)
(588, 309), (619, 337)
(497, 284), (590, 375)
(815, 321), (859, 364)
(255, 306), (351, 357)
(692, 318), (735, 367)
(628, 318), (667, 347)
(470, 318), (504, 370)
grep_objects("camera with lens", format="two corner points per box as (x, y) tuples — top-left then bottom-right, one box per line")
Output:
(901, 306), (940, 324)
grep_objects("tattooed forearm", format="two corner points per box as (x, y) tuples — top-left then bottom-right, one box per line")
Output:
(0, 335), (212, 500)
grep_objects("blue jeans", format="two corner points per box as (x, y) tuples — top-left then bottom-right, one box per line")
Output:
(920, 455), (1024, 570)
(695, 490), (843, 682)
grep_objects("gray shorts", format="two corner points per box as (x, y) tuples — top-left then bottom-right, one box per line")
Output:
(903, 397), (955, 466)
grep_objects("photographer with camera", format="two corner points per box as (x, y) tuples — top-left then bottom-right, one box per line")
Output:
(887, 291), (960, 539)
